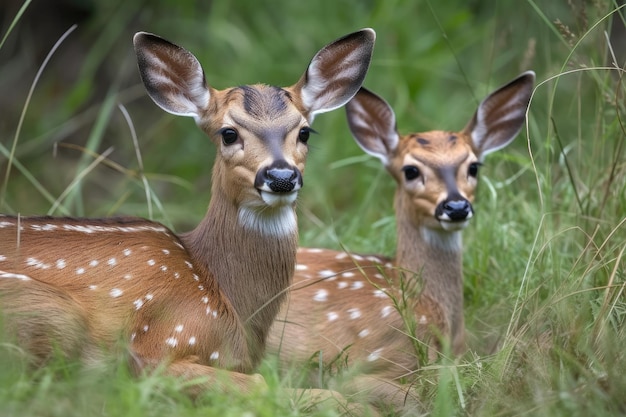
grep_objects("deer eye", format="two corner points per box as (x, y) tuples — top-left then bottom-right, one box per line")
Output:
(468, 162), (481, 177)
(298, 127), (315, 143)
(402, 166), (421, 181)
(220, 128), (239, 145)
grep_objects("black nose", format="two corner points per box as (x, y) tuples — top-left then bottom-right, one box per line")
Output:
(436, 198), (472, 221)
(255, 161), (302, 193)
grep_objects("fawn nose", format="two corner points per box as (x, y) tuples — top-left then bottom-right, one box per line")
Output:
(256, 161), (302, 193)
(436, 198), (473, 222)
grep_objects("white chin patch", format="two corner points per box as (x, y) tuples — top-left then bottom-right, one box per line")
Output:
(439, 219), (470, 232)
(260, 190), (298, 208)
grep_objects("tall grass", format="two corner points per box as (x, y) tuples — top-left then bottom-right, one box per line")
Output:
(0, 0), (625, 415)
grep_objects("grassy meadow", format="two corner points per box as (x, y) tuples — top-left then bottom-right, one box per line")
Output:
(0, 0), (625, 415)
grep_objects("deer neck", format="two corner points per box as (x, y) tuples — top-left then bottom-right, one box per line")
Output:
(180, 185), (298, 349)
(393, 195), (464, 341)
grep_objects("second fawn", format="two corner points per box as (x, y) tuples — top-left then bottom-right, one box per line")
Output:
(0, 29), (375, 397)
(268, 71), (535, 410)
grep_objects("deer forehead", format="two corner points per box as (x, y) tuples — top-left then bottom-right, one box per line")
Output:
(395, 131), (476, 168)
(215, 85), (307, 132)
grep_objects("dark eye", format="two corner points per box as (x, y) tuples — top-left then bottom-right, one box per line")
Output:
(221, 128), (239, 145)
(402, 166), (421, 181)
(468, 162), (481, 177)
(298, 127), (314, 143)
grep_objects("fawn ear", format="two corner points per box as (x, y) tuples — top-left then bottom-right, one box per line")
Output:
(463, 71), (535, 159)
(293, 29), (376, 121)
(133, 32), (211, 121)
(345, 87), (399, 166)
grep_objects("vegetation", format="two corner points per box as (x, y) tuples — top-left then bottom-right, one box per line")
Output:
(0, 0), (624, 415)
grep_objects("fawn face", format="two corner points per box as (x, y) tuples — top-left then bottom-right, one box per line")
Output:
(391, 130), (480, 232)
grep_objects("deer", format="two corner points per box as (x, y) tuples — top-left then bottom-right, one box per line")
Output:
(268, 71), (535, 411)
(0, 29), (375, 406)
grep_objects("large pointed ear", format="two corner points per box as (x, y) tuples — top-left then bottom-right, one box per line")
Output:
(133, 32), (211, 121)
(293, 29), (376, 121)
(345, 87), (399, 166)
(463, 71), (535, 159)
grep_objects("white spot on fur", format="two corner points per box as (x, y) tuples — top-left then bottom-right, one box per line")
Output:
(145, 294), (154, 301)
(295, 264), (308, 271)
(351, 281), (364, 290)
(89, 260), (99, 267)
(143, 325), (149, 332)
(335, 252), (348, 260)
(165, 337), (178, 347)
(0, 255), (6, 261)
(174, 272), (180, 279)
(147, 259), (156, 266)
(56, 259), (66, 269)
(110, 288), (123, 298)
(89, 285), (97, 290)
(77, 267), (86, 275)
(160, 265), (168, 272)
(189, 337), (196, 346)
(185, 261), (193, 269)
(175, 324), (184, 333)
(381, 305), (393, 318)
(366, 256), (382, 263)
(193, 274), (199, 281)
(341, 272), (355, 278)
(367, 348), (384, 362)
(133, 299), (144, 310)
(337, 282), (349, 289)
(30, 223), (57, 231)
(210, 351), (219, 360)
(318, 270), (336, 279)
(348, 308), (361, 319)
(313, 289), (328, 302)
(327, 312), (339, 322)
(351, 254), (364, 261)
(26, 257), (50, 269)
(358, 329), (370, 338)
(107, 258), (117, 266)
(419, 315), (428, 324)
(373, 290), (388, 298)
(162, 249), (170, 255)
(0, 271), (31, 281)
(123, 249), (132, 256)
(201, 296), (209, 304)
(124, 274), (132, 280)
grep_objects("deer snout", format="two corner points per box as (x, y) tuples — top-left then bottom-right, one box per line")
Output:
(435, 197), (473, 231)
(255, 162), (302, 194)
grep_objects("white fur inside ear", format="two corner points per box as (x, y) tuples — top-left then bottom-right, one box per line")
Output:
(140, 48), (210, 119)
(301, 46), (365, 116)
(347, 96), (399, 166)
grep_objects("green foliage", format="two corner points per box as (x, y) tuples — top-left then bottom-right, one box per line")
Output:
(1, 0), (625, 415)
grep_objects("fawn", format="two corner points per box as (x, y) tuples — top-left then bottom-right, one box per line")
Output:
(268, 71), (535, 410)
(0, 29), (375, 398)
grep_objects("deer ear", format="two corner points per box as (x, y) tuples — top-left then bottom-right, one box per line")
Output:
(346, 87), (399, 166)
(133, 32), (211, 120)
(463, 71), (535, 159)
(293, 29), (376, 121)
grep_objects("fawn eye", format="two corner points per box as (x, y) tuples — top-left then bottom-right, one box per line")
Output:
(220, 128), (239, 145)
(468, 162), (481, 177)
(298, 127), (315, 143)
(402, 166), (421, 181)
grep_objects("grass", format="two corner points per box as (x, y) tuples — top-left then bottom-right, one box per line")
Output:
(1, 0), (625, 415)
